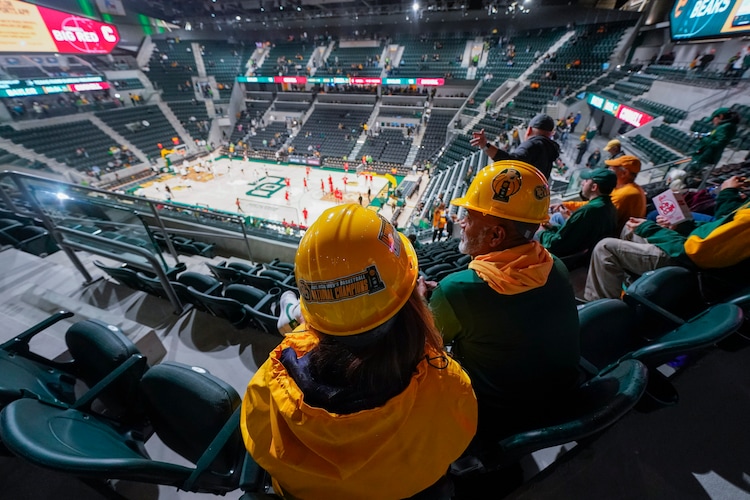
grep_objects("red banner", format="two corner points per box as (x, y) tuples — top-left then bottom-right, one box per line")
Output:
(273, 76), (307, 84)
(417, 78), (445, 86)
(0, 0), (119, 54)
(38, 5), (119, 54)
(70, 81), (111, 92)
(350, 77), (382, 85)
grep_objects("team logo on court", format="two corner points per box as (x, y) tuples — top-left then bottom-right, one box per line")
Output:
(298, 265), (386, 303)
(491, 168), (522, 203)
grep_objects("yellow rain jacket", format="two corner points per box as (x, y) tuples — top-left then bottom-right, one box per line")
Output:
(241, 331), (477, 500)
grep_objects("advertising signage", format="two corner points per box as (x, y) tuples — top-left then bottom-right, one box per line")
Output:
(0, 0), (119, 54)
(670, 0), (750, 41)
(238, 76), (446, 87)
(586, 92), (654, 128)
(0, 76), (109, 98)
(350, 77), (382, 85)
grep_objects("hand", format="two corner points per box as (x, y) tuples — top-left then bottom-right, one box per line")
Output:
(625, 217), (646, 231)
(417, 276), (438, 299)
(470, 129), (487, 149)
(556, 206), (571, 220)
(720, 175), (748, 191)
(655, 215), (675, 229)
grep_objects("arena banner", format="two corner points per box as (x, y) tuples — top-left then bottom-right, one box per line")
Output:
(0, 0), (119, 54)
(586, 92), (654, 128)
(670, 0), (750, 41)
(238, 76), (445, 86)
(0, 76), (109, 97)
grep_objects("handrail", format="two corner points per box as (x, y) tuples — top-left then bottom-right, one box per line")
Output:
(0, 169), (257, 261)
(54, 226), (184, 314)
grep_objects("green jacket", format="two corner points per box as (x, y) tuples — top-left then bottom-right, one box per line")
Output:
(429, 257), (580, 443)
(634, 188), (747, 266)
(539, 195), (618, 257)
(692, 121), (738, 165)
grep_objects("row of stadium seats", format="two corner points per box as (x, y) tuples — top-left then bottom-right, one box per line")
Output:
(3, 260), (745, 497)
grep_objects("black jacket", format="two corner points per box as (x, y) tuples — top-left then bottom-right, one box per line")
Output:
(490, 135), (560, 178)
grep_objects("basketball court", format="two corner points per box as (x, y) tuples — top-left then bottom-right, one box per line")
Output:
(132, 156), (410, 227)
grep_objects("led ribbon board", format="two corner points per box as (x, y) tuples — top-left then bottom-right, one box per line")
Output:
(670, 0), (750, 41)
(237, 76), (445, 86)
(0, 0), (119, 54)
(586, 92), (654, 128)
(0, 76), (109, 97)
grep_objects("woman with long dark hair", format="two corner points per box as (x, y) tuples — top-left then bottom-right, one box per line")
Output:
(241, 204), (477, 500)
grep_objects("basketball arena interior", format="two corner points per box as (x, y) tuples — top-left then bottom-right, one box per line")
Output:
(0, 0), (749, 498)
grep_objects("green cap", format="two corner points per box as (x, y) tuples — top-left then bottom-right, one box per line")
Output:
(710, 107), (730, 119)
(580, 167), (617, 194)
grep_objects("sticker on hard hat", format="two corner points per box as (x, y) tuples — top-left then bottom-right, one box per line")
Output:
(377, 216), (401, 256)
(492, 168), (522, 203)
(298, 265), (386, 303)
(534, 185), (550, 200)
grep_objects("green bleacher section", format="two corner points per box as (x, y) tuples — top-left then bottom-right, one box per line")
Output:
(200, 40), (247, 90)
(167, 101), (210, 141)
(632, 99), (687, 124)
(0, 121), (126, 175)
(324, 44), (383, 77)
(147, 40), (198, 102)
(358, 129), (412, 169)
(0, 146), (54, 173)
(290, 107), (371, 161)
(95, 105), (183, 159)
(631, 134), (682, 165)
(650, 124), (693, 154)
(254, 41), (316, 77)
(508, 21), (635, 120)
(471, 29), (562, 110)
(392, 34), (469, 79)
(414, 112), (453, 165)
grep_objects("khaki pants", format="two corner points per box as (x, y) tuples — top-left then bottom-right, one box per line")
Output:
(584, 229), (676, 301)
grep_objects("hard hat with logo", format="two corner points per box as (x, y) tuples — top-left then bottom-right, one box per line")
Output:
(295, 203), (418, 336)
(451, 160), (550, 224)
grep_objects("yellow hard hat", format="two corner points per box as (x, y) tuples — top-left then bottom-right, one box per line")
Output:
(451, 160), (550, 224)
(295, 203), (418, 336)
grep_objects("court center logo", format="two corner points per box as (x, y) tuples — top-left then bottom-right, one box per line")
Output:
(298, 265), (386, 303)
(492, 168), (522, 203)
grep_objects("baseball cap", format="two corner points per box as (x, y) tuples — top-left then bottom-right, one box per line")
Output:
(710, 107), (730, 119)
(528, 113), (555, 132)
(580, 167), (617, 194)
(604, 139), (621, 152)
(605, 155), (641, 175)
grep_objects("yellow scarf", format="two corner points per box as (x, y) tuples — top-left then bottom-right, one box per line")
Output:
(468, 241), (554, 295)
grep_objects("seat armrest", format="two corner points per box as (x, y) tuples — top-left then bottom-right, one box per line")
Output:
(0, 311), (74, 352)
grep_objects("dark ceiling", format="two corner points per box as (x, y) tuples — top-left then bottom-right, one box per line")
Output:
(135, 0), (577, 28)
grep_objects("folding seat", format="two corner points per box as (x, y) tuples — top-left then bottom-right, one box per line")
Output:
(94, 260), (152, 293)
(188, 284), (280, 333)
(0, 224), (58, 256)
(578, 286), (743, 408)
(136, 271), (221, 311)
(0, 311), (148, 431)
(0, 361), (247, 495)
(449, 359), (648, 491)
